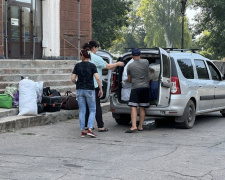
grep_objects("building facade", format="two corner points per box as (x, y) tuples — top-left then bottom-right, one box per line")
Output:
(0, 0), (92, 60)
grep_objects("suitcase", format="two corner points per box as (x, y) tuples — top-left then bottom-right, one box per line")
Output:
(42, 96), (62, 112)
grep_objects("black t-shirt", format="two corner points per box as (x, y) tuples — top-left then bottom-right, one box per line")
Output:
(72, 61), (97, 90)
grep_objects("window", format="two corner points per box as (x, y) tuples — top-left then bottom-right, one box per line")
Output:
(194, 60), (209, 79)
(162, 54), (170, 78)
(207, 61), (222, 81)
(177, 59), (194, 79)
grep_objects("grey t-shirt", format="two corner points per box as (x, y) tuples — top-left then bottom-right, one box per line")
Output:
(127, 59), (150, 89)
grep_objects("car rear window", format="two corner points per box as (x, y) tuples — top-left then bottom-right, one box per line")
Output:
(177, 59), (194, 79)
(162, 54), (170, 78)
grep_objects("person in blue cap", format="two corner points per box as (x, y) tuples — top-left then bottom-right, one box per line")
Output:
(125, 48), (150, 133)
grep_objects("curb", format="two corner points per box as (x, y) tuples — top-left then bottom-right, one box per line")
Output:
(0, 102), (110, 133)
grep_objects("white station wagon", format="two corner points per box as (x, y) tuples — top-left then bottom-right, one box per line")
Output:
(108, 48), (225, 129)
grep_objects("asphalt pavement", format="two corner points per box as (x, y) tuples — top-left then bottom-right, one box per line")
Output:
(1, 111), (225, 180)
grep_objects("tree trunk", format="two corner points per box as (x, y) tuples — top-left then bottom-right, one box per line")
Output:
(164, 32), (172, 48)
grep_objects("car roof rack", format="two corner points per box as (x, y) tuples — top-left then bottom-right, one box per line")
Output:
(124, 47), (158, 52)
(163, 48), (199, 53)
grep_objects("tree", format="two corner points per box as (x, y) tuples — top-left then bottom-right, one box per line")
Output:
(92, 0), (131, 49)
(193, 0), (225, 59)
(137, 0), (192, 48)
(109, 0), (147, 54)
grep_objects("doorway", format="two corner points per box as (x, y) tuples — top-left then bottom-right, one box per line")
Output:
(7, 2), (33, 58)
(4, 0), (42, 59)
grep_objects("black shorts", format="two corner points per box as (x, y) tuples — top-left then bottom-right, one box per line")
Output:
(128, 87), (150, 107)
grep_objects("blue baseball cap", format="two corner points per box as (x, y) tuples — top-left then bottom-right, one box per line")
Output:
(132, 48), (141, 56)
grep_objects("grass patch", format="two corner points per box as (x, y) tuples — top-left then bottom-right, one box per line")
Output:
(21, 132), (36, 135)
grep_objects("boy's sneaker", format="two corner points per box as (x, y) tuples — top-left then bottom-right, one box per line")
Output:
(81, 132), (87, 138)
(87, 130), (96, 138)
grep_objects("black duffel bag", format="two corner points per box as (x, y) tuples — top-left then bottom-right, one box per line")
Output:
(61, 91), (79, 110)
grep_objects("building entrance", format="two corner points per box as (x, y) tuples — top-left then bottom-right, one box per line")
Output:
(8, 3), (33, 58)
(4, 0), (42, 59)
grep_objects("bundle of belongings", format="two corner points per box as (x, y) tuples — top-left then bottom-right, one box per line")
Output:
(18, 77), (62, 116)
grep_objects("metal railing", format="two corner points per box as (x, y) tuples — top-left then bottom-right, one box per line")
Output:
(62, 37), (79, 60)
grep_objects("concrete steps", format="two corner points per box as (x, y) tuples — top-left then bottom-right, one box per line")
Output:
(0, 68), (72, 74)
(0, 59), (77, 94)
(0, 74), (71, 81)
(0, 59), (82, 132)
(0, 60), (77, 68)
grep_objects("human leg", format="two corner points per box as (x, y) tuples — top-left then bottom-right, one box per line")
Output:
(138, 88), (149, 130)
(130, 106), (138, 130)
(85, 90), (96, 129)
(138, 107), (146, 130)
(76, 90), (86, 131)
(94, 87), (105, 130)
(85, 102), (89, 128)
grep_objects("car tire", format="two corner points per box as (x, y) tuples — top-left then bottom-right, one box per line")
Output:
(176, 100), (196, 129)
(115, 114), (131, 125)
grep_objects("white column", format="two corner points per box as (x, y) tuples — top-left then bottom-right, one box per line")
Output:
(42, 0), (60, 58)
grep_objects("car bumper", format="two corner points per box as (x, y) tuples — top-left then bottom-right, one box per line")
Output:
(110, 94), (189, 117)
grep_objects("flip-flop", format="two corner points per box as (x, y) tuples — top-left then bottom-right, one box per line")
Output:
(125, 129), (137, 133)
(138, 128), (144, 131)
(98, 128), (109, 132)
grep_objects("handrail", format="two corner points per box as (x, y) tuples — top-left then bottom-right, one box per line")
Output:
(62, 37), (78, 60)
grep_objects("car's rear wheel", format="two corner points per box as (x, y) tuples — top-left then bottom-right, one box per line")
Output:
(176, 100), (196, 129)
(115, 114), (131, 125)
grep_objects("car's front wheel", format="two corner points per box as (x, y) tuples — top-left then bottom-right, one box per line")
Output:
(115, 114), (131, 125)
(176, 100), (196, 129)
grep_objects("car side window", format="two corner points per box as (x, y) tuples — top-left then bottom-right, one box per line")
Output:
(194, 59), (209, 79)
(177, 59), (194, 79)
(206, 61), (222, 81)
(162, 54), (170, 78)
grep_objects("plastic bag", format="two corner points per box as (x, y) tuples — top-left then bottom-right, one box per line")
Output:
(18, 78), (37, 116)
(4, 84), (18, 97)
(13, 90), (19, 108)
(35, 81), (43, 103)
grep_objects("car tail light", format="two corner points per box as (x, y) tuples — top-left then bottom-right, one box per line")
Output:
(171, 77), (181, 94)
(111, 74), (116, 92)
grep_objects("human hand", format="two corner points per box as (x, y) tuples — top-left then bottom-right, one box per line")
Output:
(117, 62), (125, 67)
(98, 89), (103, 98)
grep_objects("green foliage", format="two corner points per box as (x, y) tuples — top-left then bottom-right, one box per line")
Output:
(109, 0), (147, 54)
(92, 0), (131, 49)
(138, 0), (192, 48)
(194, 31), (221, 60)
(193, 0), (225, 58)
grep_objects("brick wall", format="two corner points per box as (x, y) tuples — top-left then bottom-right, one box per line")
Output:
(60, 0), (92, 59)
(0, 1), (3, 57)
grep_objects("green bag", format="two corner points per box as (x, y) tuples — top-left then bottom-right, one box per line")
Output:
(0, 94), (13, 109)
